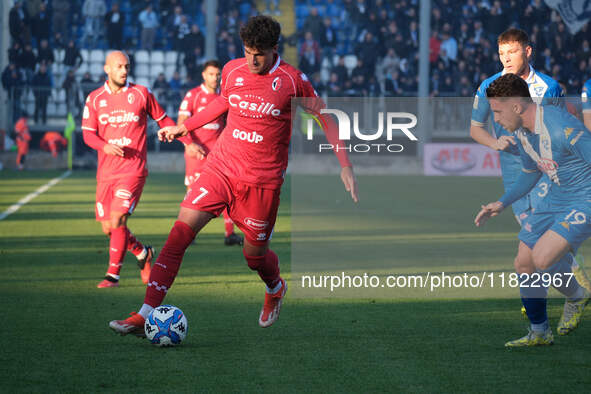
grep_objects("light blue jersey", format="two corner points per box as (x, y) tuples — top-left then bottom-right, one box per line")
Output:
(582, 79), (591, 113)
(471, 65), (563, 219)
(516, 105), (591, 211)
(515, 105), (591, 251)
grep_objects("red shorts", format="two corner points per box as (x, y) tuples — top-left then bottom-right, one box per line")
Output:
(180, 167), (280, 245)
(95, 176), (146, 221)
(184, 152), (208, 186)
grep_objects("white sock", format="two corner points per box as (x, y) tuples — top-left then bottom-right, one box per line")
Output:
(139, 304), (154, 319)
(266, 280), (283, 294)
(531, 320), (549, 333)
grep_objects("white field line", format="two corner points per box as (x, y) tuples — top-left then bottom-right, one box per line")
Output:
(0, 170), (72, 221)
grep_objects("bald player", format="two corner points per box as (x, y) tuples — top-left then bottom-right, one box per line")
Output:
(82, 51), (176, 288)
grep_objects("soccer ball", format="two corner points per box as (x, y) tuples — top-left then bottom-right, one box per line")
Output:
(144, 305), (188, 346)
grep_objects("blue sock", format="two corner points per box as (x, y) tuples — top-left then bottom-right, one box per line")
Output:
(521, 297), (548, 330)
(520, 272), (549, 332)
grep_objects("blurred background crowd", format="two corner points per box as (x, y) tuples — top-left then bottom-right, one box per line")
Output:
(2, 0), (590, 128)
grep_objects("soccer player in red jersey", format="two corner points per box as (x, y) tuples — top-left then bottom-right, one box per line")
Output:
(177, 60), (243, 246)
(109, 16), (357, 335)
(82, 51), (176, 288)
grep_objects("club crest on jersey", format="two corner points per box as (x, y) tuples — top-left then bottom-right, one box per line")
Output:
(533, 86), (544, 96)
(272, 76), (281, 91)
(99, 99), (107, 108)
(235, 77), (244, 86)
(201, 97), (207, 103)
(128, 93), (135, 104)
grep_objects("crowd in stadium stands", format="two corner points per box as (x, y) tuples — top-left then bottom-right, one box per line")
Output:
(2, 0), (256, 124)
(295, 0), (591, 98)
(2, 0), (591, 126)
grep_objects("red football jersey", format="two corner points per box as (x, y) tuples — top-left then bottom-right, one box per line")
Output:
(206, 56), (322, 188)
(178, 84), (225, 150)
(82, 82), (169, 180)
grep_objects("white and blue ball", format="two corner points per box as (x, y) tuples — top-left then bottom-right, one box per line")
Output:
(144, 305), (188, 346)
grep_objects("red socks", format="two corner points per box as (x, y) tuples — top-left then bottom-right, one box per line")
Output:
(106, 226), (128, 278)
(126, 229), (145, 256)
(243, 249), (280, 289)
(144, 220), (196, 307)
(222, 209), (234, 237)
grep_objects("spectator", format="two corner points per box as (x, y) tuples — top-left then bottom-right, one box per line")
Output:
(31, 63), (52, 124)
(429, 31), (441, 64)
(2, 63), (25, 122)
(182, 24), (205, 58)
(440, 25), (458, 62)
(367, 75), (381, 97)
(152, 73), (169, 102)
(53, 32), (66, 50)
(299, 31), (321, 75)
(355, 32), (379, 76)
(378, 48), (400, 83)
(473, 20), (485, 44)
(327, 72), (342, 97)
(82, 0), (107, 48)
(9, 1), (30, 45)
(138, 5), (159, 50)
(319, 18), (337, 60)
(184, 46), (206, 80)
(168, 71), (183, 109)
(351, 58), (370, 81)
(8, 42), (22, 65)
(105, 2), (125, 49)
(18, 43), (37, 86)
(384, 71), (403, 96)
(62, 69), (81, 117)
(31, 2), (51, 45)
(36, 39), (55, 66)
(302, 8), (324, 39)
(63, 40), (84, 71)
(80, 72), (97, 100)
(331, 56), (348, 82)
(174, 15), (191, 52)
(486, 1), (505, 37)
(52, 0), (71, 40)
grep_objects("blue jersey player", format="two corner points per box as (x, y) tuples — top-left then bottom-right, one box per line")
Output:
(471, 28), (562, 225)
(476, 74), (591, 347)
(581, 78), (591, 130)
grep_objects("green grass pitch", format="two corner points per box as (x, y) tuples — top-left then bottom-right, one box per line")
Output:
(1, 170), (590, 392)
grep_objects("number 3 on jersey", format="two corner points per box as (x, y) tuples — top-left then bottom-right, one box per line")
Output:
(192, 187), (209, 204)
(537, 182), (549, 198)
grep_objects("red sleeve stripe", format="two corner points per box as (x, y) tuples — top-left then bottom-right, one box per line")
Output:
(81, 126), (97, 131)
(154, 113), (167, 122)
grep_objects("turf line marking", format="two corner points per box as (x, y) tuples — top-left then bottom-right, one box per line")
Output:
(0, 170), (72, 221)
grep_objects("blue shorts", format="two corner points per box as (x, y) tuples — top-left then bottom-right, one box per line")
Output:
(508, 178), (551, 225)
(518, 202), (591, 253)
